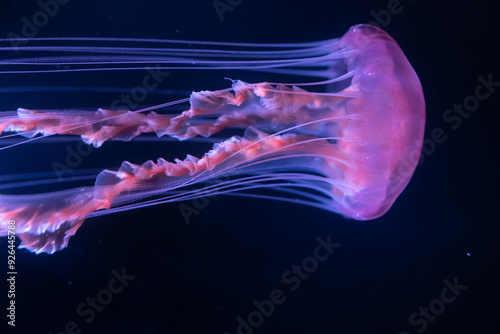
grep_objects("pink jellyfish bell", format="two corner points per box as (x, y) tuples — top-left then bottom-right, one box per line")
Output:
(0, 24), (425, 254)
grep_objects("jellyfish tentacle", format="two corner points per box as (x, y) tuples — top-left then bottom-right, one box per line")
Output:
(0, 108), (173, 148)
(0, 128), (316, 254)
(0, 187), (96, 254)
(0, 80), (351, 147)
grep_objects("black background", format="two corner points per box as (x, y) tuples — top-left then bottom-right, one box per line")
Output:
(0, 0), (499, 333)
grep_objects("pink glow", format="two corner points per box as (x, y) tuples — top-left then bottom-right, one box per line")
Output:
(0, 24), (425, 254)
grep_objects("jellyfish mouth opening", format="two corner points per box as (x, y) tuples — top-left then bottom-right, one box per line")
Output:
(0, 24), (425, 253)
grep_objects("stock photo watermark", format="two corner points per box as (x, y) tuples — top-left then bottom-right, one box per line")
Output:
(399, 277), (467, 334)
(178, 175), (231, 225)
(5, 219), (17, 327)
(395, 73), (498, 181)
(224, 234), (341, 334)
(48, 266), (135, 334)
(213, 0), (243, 22)
(7, 0), (73, 52)
(51, 66), (170, 181)
(367, 0), (414, 28)
(110, 67), (170, 111)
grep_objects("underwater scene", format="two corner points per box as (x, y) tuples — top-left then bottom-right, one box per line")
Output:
(0, 0), (498, 333)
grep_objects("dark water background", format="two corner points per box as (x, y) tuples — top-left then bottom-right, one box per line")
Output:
(0, 0), (499, 333)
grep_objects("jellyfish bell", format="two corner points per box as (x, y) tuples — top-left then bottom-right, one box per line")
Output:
(331, 24), (426, 219)
(0, 24), (425, 254)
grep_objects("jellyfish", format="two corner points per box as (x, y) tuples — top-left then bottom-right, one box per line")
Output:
(0, 24), (425, 254)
